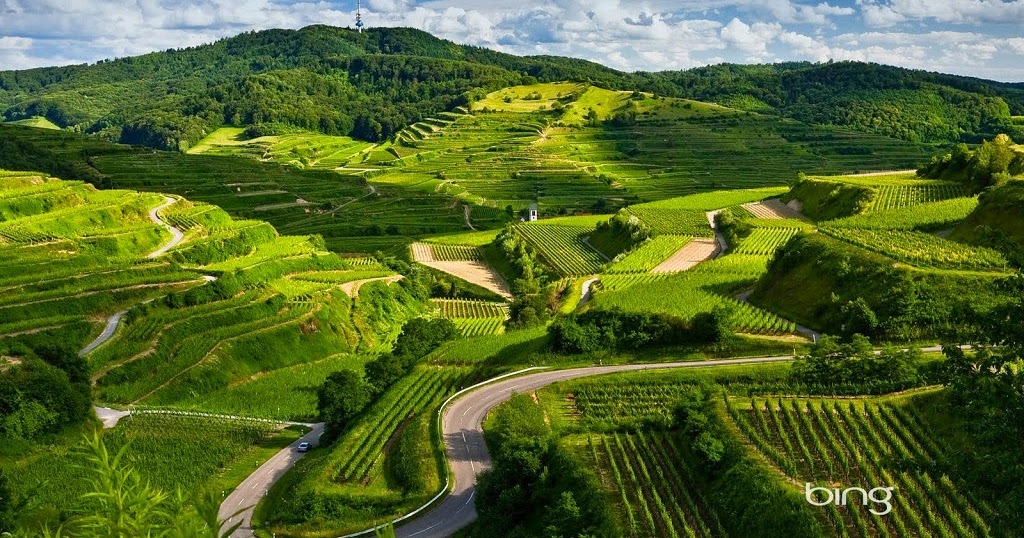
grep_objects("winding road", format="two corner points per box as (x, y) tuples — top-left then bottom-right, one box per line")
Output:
(219, 423), (325, 538)
(392, 355), (798, 538)
(147, 196), (184, 259)
(78, 310), (127, 357)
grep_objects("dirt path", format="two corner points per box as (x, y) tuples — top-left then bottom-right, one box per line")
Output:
(147, 197), (184, 258)
(577, 277), (599, 308)
(340, 275), (404, 297)
(463, 205), (477, 231)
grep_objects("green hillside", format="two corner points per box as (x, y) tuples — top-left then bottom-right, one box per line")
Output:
(2, 27), (1022, 152)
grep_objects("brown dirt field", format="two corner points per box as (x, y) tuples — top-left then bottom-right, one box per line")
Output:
(652, 238), (720, 273)
(419, 260), (512, 299)
(411, 242), (436, 262)
(742, 198), (805, 220)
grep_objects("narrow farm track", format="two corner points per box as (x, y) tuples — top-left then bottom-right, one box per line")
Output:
(577, 277), (599, 308)
(78, 310), (127, 357)
(339, 275), (404, 297)
(147, 196), (184, 258)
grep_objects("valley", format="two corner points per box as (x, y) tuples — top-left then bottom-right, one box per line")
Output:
(0, 24), (1023, 538)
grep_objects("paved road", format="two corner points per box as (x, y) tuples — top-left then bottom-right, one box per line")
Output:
(147, 196), (184, 258)
(219, 423), (325, 537)
(393, 355), (796, 538)
(78, 310), (128, 357)
(577, 277), (599, 309)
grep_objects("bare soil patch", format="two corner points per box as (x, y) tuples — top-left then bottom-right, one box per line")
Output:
(652, 239), (720, 273)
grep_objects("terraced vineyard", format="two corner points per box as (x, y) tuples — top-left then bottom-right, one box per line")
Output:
(867, 183), (969, 211)
(432, 299), (508, 337)
(826, 197), (978, 231)
(607, 235), (691, 273)
(516, 224), (607, 276)
(734, 228), (800, 256)
(583, 431), (726, 538)
(626, 207), (713, 236)
(728, 397), (992, 538)
(820, 227), (1010, 271)
(594, 270), (798, 335)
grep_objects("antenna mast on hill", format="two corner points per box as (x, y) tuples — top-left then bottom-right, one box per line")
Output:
(355, 0), (365, 33)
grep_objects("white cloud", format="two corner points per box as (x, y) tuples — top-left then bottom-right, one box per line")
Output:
(0, 0), (1021, 81)
(858, 0), (1024, 27)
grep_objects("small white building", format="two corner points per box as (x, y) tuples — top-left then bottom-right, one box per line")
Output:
(528, 203), (538, 222)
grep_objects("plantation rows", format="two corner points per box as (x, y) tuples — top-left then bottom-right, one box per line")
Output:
(608, 235), (690, 273)
(594, 269), (798, 335)
(515, 224), (606, 276)
(821, 227), (1009, 271)
(453, 317), (506, 337)
(432, 299), (509, 319)
(292, 269), (394, 285)
(867, 183), (968, 211)
(734, 228), (799, 256)
(587, 431), (725, 538)
(428, 243), (482, 262)
(626, 207), (713, 236)
(826, 197), (978, 231)
(332, 367), (465, 484)
(729, 398), (992, 538)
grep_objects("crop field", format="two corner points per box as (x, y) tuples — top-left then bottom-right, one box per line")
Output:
(651, 238), (720, 273)
(432, 298), (508, 318)
(594, 269), (797, 335)
(734, 228), (800, 255)
(515, 224), (607, 276)
(636, 188), (789, 211)
(176, 354), (369, 421)
(265, 366), (477, 535)
(607, 235), (691, 273)
(820, 227), (1010, 271)
(825, 197), (978, 231)
(433, 299), (508, 337)
(626, 207), (714, 236)
(3, 414), (283, 511)
(412, 242), (482, 262)
(580, 432), (726, 538)
(866, 183), (969, 211)
(728, 396), (992, 538)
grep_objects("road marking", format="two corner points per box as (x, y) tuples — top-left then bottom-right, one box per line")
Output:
(462, 405), (472, 416)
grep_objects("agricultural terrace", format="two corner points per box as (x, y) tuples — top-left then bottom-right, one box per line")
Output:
(729, 394), (991, 538)
(819, 227), (1010, 272)
(0, 169), (424, 426)
(3, 412), (303, 513)
(412, 242), (512, 299)
(432, 298), (509, 337)
(607, 236), (691, 273)
(515, 223), (608, 276)
(263, 365), (485, 536)
(809, 172), (969, 212)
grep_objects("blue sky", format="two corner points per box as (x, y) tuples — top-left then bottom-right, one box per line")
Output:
(1, 0), (1023, 81)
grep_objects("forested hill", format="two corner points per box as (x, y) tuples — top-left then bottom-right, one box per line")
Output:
(0, 26), (624, 150)
(640, 61), (1024, 143)
(2, 25), (1022, 151)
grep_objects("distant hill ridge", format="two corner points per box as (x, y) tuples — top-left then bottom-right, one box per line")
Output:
(1, 25), (1022, 150)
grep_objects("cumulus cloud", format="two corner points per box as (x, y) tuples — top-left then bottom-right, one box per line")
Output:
(0, 0), (1021, 80)
(858, 0), (1024, 27)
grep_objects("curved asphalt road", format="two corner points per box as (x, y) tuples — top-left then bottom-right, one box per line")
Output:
(393, 354), (798, 538)
(219, 423), (325, 537)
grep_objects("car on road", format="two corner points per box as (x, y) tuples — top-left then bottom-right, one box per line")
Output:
(297, 442), (311, 452)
